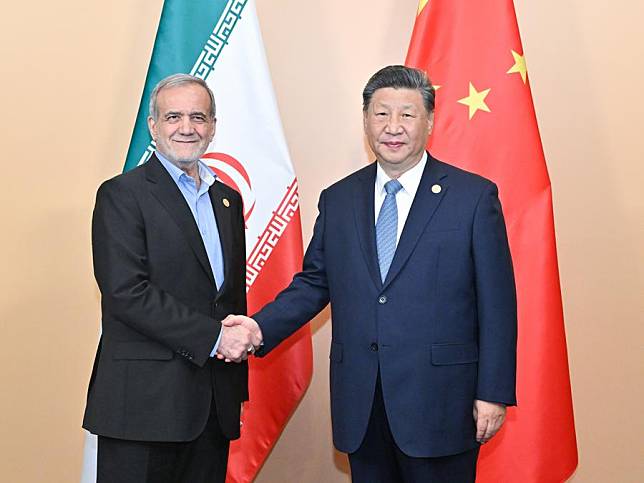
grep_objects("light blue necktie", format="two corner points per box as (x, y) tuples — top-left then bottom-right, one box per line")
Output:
(376, 179), (403, 282)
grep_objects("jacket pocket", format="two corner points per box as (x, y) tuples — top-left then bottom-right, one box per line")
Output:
(329, 341), (343, 363)
(113, 341), (174, 360)
(431, 342), (478, 365)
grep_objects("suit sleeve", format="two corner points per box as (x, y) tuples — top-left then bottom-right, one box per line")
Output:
(472, 182), (518, 406)
(254, 189), (331, 353)
(92, 180), (221, 367)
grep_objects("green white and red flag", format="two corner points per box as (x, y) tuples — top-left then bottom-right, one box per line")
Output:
(81, 1), (312, 482)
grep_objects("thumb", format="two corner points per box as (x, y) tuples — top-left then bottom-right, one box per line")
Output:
(222, 314), (240, 326)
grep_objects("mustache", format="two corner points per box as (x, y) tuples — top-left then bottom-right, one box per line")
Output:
(171, 136), (202, 141)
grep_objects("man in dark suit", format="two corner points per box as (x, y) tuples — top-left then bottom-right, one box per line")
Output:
(225, 65), (517, 482)
(83, 74), (259, 483)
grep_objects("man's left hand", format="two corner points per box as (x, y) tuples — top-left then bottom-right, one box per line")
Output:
(473, 399), (506, 444)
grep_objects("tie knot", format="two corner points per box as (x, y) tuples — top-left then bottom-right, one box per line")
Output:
(384, 179), (402, 196)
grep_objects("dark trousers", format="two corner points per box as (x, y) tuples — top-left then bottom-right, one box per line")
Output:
(97, 402), (229, 483)
(348, 375), (479, 483)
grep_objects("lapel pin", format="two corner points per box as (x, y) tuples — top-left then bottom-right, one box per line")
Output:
(431, 184), (442, 194)
(222, 198), (230, 208)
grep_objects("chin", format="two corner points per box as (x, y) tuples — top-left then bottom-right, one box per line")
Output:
(382, 154), (410, 165)
(168, 149), (208, 165)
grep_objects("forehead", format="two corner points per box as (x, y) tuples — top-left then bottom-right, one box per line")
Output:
(369, 87), (424, 110)
(156, 83), (212, 113)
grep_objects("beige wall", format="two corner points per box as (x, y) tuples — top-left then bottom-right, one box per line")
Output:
(0, 1), (641, 481)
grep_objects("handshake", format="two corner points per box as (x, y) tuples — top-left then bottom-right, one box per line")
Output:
(216, 315), (263, 363)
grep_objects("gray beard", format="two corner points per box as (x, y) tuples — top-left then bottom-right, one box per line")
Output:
(158, 145), (209, 169)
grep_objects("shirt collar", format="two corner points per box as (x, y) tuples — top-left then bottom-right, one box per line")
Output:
(375, 151), (428, 197)
(156, 151), (216, 188)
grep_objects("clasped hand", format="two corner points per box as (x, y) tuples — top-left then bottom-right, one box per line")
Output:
(473, 399), (506, 444)
(216, 315), (263, 362)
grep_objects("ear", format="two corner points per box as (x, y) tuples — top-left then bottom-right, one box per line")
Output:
(147, 116), (157, 141)
(427, 111), (435, 135)
(208, 117), (217, 143)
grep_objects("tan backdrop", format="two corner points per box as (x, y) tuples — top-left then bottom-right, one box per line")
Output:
(0, 1), (642, 482)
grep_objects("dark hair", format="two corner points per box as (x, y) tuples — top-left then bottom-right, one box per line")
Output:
(362, 65), (435, 114)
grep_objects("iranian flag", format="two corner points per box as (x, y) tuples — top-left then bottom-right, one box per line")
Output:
(80, 1), (312, 482)
(406, 0), (577, 481)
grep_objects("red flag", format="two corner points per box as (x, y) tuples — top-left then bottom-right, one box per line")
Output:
(406, 1), (577, 481)
(226, 180), (312, 483)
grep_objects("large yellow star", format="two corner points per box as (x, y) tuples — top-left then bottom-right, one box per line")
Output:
(507, 50), (527, 83)
(457, 82), (491, 120)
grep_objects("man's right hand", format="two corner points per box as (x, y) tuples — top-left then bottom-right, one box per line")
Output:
(216, 315), (263, 362)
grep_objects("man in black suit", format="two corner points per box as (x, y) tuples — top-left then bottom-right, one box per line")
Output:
(83, 74), (259, 483)
(224, 66), (517, 482)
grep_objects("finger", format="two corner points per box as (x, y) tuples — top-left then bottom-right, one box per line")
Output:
(221, 315), (239, 326)
(235, 350), (248, 362)
(230, 347), (248, 361)
(250, 324), (263, 345)
(482, 423), (494, 442)
(485, 415), (505, 441)
(476, 416), (489, 442)
(227, 351), (242, 363)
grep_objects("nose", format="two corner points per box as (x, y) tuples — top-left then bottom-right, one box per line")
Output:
(385, 115), (403, 134)
(178, 115), (194, 134)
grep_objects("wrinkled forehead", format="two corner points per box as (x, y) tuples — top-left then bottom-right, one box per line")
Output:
(157, 84), (213, 114)
(367, 87), (426, 111)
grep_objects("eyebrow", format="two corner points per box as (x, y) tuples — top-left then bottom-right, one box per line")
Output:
(373, 103), (418, 110)
(163, 110), (209, 117)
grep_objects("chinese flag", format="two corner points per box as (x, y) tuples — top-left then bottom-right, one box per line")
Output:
(406, 1), (578, 481)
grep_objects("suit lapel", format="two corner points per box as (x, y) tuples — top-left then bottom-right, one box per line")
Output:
(353, 163), (382, 290)
(209, 182), (234, 293)
(383, 154), (449, 289)
(145, 155), (216, 286)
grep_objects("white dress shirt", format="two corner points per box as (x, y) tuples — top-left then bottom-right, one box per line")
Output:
(374, 152), (428, 245)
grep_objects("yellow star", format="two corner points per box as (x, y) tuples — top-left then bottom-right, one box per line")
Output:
(457, 82), (491, 120)
(507, 50), (527, 83)
(418, 0), (429, 15)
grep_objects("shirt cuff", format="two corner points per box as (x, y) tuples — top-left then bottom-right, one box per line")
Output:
(210, 329), (224, 357)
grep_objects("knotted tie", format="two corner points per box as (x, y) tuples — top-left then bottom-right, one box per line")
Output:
(376, 179), (403, 282)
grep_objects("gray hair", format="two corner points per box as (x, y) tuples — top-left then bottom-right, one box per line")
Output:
(362, 65), (435, 114)
(148, 73), (216, 121)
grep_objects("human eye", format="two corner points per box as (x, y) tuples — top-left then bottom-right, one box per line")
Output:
(191, 114), (207, 123)
(165, 114), (180, 123)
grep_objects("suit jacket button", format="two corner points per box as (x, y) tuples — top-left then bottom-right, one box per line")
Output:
(378, 295), (387, 304)
(370, 343), (379, 352)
